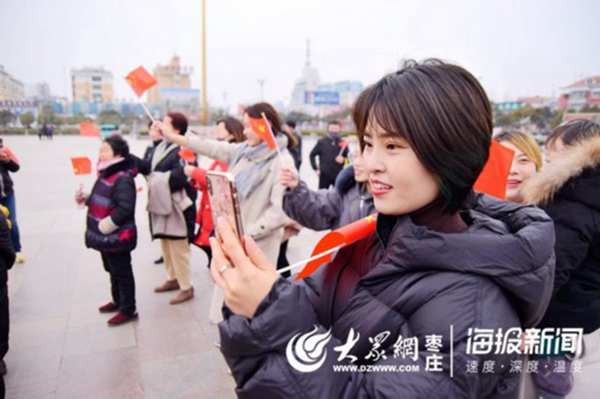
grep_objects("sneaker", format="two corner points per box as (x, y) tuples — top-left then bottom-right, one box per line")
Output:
(169, 287), (194, 305)
(98, 302), (119, 313)
(214, 339), (221, 348)
(107, 312), (138, 326)
(154, 256), (164, 264)
(154, 279), (180, 293)
(16, 253), (25, 264)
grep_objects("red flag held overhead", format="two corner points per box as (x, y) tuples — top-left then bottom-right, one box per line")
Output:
(79, 123), (102, 138)
(125, 66), (157, 97)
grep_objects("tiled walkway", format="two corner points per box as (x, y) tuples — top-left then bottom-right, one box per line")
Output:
(4, 134), (325, 398)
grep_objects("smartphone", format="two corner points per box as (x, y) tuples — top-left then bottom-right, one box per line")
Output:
(206, 171), (245, 247)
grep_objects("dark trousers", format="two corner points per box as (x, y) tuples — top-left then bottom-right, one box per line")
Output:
(101, 252), (136, 315)
(0, 285), (9, 399)
(318, 174), (337, 190)
(199, 245), (213, 267)
(277, 241), (291, 279)
(0, 194), (21, 252)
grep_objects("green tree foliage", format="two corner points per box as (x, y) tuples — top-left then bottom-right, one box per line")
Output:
(97, 109), (123, 125)
(19, 112), (35, 128)
(0, 110), (16, 127)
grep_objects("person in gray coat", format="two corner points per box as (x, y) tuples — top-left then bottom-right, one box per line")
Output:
(207, 60), (555, 399)
(281, 150), (374, 231)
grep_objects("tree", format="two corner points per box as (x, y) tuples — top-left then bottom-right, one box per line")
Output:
(0, 110), (16, 127)
(283, 111), (313, 123)
(97, 109), (123, 125)
(19, 112), (35, 128)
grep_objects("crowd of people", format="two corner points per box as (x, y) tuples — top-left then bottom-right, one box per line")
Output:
(1, 59), (600, 399)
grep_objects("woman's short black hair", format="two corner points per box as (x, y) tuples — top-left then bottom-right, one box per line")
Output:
(546, 119), (600, 148)
(353, 59), (493, 213)
(104, 134), (130, 158)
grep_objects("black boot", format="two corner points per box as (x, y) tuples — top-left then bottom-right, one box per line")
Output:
(154, 256), (164, 265)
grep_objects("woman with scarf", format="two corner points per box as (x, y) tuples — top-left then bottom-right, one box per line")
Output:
(184, 117), (245, 265)
(154, 103), (293, 265)
(75, 135), (138, 326)
(202, 60), (555, 398)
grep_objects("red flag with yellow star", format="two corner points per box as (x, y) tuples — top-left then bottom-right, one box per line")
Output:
(71, 157), (92, 175)
(125, 66), (157, 97)
(248, 116), (277, 149)
(295, 214), (378, 280)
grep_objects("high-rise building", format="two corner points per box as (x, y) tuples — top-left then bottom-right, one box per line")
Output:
(0, 65), (25, 102)
(25, 82), (51, 100)
(148, 55), (194, 105)
(289, 40), (321, 115)
(71, 67), (113, 103)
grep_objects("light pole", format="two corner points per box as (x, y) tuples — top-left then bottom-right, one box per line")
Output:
(258, 79), (265, 101)
(201, 0), (208, 125)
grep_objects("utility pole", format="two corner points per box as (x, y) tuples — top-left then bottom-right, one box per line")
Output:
(201, 0), (208, 125)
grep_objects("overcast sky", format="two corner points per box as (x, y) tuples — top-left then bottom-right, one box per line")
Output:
(1, 0), (599, 110)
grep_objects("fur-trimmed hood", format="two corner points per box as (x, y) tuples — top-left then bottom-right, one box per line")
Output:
(522, 136), (600, 208)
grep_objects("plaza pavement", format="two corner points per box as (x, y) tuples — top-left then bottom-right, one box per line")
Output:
(3, 133), (327, 399)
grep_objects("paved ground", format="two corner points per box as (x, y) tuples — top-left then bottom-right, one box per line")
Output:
(3, 133), (327, 399)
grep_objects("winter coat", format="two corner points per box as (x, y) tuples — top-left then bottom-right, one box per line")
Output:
(133, 140), (197, 241)
(309, 134), (349, 180)
(522, 136), (600, 334)
(84, 158), (137, 254)
(190, 160), (228, 248)
(0, 153), (19, 199)
(283, 165), (375, 231)
(147, 171), (194, 239)
(184, 132), (292, 265)
(218, 194), (555, 399)
(0, 211), (15, 287)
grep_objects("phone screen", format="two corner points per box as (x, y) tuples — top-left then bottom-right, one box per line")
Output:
(207, 172), (244, 245)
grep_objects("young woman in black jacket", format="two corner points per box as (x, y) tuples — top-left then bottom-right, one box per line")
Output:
(206, 60), (555, 399)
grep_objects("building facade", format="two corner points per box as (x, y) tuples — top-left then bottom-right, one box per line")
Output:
(558, 76), (600, 111)
(148, 55), (193, 105)
(71, 67), (113, 103)
(0, 65), (25, 102)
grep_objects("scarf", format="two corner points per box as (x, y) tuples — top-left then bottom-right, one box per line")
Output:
(97, 157), (124, 173)
(230, 134), (288, 202)
(151, 140), (178, 171)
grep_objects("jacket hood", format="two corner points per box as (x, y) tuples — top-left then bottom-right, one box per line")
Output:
(522, 136), (600, 209)
(374, 194), (555, 327)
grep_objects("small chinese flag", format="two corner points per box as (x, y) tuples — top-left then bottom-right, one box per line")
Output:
(71, 157), (92, 175)
(79, 123), (102, 138)
(338, 140), (348, 149)
(296, 214), (378, 281)
(178, 148), (197, 164)
(473, 140), (515, 200)
(248, 115), (277, 149)
(125, 66), (157, 97)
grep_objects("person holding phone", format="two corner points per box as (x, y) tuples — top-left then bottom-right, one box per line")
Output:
(183, 117), (245, 265)
(205, 60), (555, 398)
(154, 103), (293, 266)
(0, 139), (24, 264)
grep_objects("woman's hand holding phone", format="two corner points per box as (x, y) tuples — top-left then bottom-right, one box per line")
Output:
(209, 217), (279, 319)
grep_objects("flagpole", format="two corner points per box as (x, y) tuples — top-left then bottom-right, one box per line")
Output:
(276, 244), (344, 276)
(138, 100), (155, 123)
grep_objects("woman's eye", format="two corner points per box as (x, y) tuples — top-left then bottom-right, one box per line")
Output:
(363, 141), (372, 148)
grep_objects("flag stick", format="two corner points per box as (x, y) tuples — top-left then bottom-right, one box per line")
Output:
(138, 100), (155, 123)
(276, 244), (344, 276)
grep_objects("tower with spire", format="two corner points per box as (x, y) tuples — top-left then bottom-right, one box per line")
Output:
(289, 39), (321, 115)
